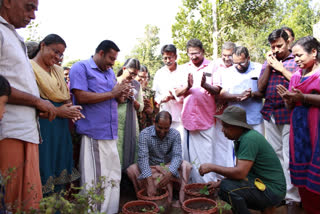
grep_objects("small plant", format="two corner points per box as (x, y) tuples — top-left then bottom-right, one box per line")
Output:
(158, 205), (165, 213)
(199, 185), (209, 195)
(217, 201), (232, 214)
(191, 157), (201, 170)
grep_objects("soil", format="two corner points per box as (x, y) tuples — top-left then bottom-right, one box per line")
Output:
(126, 204), (156, 213)
(186, 201), (216, 211)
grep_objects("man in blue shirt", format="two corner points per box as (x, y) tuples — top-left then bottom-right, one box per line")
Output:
(70, 40), (131, 214)
(127, 111), (192, 207)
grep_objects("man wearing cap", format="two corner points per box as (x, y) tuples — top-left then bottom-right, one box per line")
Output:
(199, 106), (286, 213)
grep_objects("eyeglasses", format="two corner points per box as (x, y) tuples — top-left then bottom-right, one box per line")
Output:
(187, 52), (202, 57)
(137, 74), (148, 80)
(234, 59), (248, 67)
(50, 47), (64, 59)
(222, 54), (233, 59)
(128, 70), (138, 78)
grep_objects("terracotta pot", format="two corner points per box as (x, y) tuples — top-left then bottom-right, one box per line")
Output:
(182, 197), (218, 214)
(136, 188), (169, 208)
(184, 183), (216, 200)
(122, 200), (159, 214)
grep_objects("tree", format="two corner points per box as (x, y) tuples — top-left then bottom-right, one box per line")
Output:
(127, 25), (163, 79)
(172, 0), (320, 63)
(172, 0), (276, 63)
(172, 0), (213, 64)
(25, 20), (42, 42)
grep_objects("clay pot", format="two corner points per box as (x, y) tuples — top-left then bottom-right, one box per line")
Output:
(122, 200), (159, 214)
(184, 183), (216, 200)
(136, 188), (169, 208)
(182, 197), (218, 214)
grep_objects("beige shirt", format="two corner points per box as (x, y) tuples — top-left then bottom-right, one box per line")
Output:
(0, 16), (40, 144)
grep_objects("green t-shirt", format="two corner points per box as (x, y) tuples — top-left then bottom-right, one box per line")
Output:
(235, 130), (286, 197)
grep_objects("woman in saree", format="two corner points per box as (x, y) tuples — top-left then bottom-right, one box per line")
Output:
(30, 34), (83, 195)
(117, 58), (144, 171)
(277, 36), (320, 213)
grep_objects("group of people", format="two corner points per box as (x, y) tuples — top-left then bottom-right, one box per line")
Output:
(0, 0), (320, 214)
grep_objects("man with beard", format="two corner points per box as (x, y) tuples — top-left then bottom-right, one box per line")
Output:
(258, 28), (301, 207)
(217, 46), (264, 134)
(152, 44), (185, 151)
(176, 39), (225, 183)
(70, 40), (131, 214)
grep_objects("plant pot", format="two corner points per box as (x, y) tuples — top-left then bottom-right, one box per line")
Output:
(122, 200), (159, 214)
(137, 188), (169, 208)
(184, 183), (216, 200)
(182, 197), (218, 214)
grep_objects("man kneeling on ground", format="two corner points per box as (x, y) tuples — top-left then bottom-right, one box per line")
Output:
(127, 111), (192, 207)
(199, 106), (286, 214)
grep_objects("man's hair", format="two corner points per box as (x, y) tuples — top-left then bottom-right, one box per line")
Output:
(0, 0), (2, 8)
(222, 42), (236, 51)
(30, 34), (66, 59)
(63, 67), (70, 70)
(161, 44), (177, 55)
(155, 111), (172, 124)
(0, 75), (11, 97)
(95, 40), (120, 54)
(186, 39), (203, 51)
(293, 36), (320, 62)
(268, 29), (289, 43)
(281, 26), (295, 38)
(233, 46), (249, 58)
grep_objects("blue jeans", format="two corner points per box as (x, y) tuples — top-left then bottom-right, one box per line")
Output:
(218, 179), (284, 214)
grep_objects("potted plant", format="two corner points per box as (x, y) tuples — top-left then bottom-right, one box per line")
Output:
(122, 200), (159, 214)
(182, 197), (217, 214)
(184, 183), (216, 200)
(136, 188), (169, 208)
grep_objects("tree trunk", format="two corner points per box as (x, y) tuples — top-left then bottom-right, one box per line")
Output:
(212, 0), (218, 59)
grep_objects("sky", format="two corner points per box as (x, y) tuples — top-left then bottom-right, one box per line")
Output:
(17, 0), (182, 63)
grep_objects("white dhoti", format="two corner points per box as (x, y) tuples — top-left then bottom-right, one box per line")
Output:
(79, 135), (121, 214)
(171, 121), (185, 155)
(212, 120), (235, 181)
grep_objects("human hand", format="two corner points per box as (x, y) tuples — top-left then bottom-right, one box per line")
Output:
(237, 89), (252, 101)
(158, 171), (173, 188)
(207, 180), (221, 190)
(199, 163), (214, 176)
(267, 53), (285, 73)
(146, 177), (157, 197)
(58, 103), (84, 120)
(36, 99), (57, 121)
(187, 73), (193, 89)
(201, 72), (207, 88)
(112, 81), (133, 98)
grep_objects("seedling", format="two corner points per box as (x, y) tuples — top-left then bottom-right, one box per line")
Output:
(199, 185), (209, 195)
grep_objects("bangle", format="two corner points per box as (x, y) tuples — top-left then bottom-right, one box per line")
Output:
(303, 94), (307, 103)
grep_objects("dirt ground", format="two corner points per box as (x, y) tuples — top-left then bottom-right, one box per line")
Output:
(118, 175), (306, 214)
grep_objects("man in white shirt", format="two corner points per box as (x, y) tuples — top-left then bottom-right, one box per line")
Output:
(152, 44), (185, 151)
(0, 0), (56, 212)
(218, 46), (264, 134)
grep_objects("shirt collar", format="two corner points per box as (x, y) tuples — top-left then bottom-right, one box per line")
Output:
(151, 126), (169, 141)
(188, 58), (210, 70)
(89, 56), (112, 73)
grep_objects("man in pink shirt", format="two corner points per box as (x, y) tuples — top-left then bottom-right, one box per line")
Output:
(176, 39), (222, 183)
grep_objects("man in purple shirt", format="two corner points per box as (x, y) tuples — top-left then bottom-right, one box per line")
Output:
(70, 40), (130, 214)
(258, 29), (301, 207)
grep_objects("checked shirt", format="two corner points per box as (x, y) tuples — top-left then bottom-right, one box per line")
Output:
(260, 54), (299, 124)
(137, 126), (182, 179)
